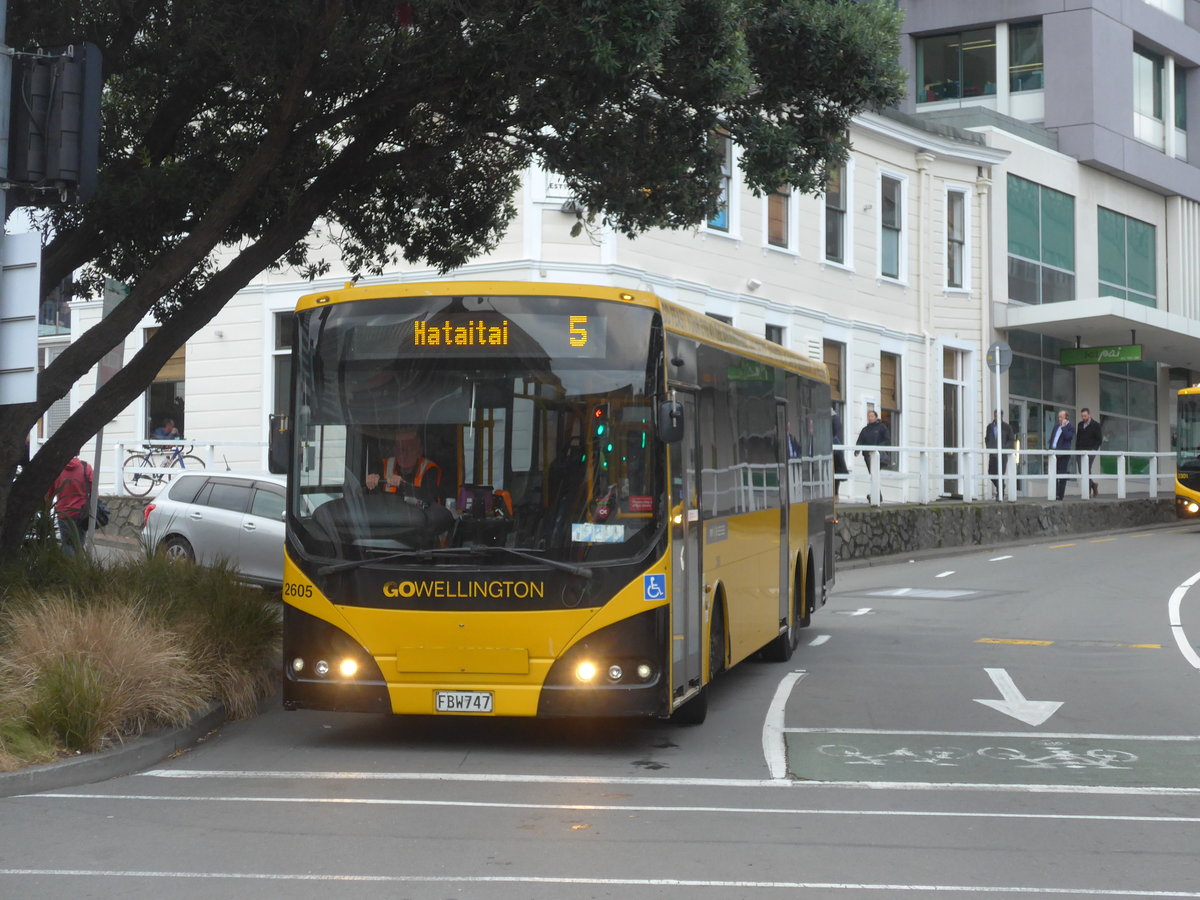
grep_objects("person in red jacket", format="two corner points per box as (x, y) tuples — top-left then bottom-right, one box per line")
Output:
(49, 457), (93, 552)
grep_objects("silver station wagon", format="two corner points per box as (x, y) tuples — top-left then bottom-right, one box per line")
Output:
(143, 472), (286, 587)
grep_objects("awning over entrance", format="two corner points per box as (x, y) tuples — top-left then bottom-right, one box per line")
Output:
(994, 296), (1200, 370)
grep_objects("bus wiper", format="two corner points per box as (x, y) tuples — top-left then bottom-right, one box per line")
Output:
(316, 547), (473, 576)
(468, 545), (593, 579)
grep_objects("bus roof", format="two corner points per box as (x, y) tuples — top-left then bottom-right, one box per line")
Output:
(294, 280), (828, 382)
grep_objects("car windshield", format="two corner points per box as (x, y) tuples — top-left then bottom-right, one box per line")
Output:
(289, 293), (664, 566)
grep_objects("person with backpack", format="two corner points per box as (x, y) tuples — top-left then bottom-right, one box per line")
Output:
(48, 457), (93, 553)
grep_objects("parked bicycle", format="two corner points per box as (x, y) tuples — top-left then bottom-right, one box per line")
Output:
(122, 443), (206, 496)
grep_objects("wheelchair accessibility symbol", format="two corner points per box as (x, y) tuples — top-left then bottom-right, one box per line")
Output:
(643, 574), (666, 602)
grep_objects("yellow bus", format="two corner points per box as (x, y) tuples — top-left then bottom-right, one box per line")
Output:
(1176, 386), (1200, 518)
(273, 281), (835, 723)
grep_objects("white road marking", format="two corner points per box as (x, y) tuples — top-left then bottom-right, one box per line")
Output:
(134, 767), (1200, 796)
(762, 670), (806, 779)
(808, 634), (831, 646)
(989, 555), (1013, 561)
(973, 667), (1063, 727)
(1167, 571), (1200, 671)
(2, 869), (1199, 895)
(867, 589), (975, 599)
(22, 792), (1200, 824)
(837, 607), (874, 616)
(936, 570), (954, 578)
(782, 728), (1200, 741)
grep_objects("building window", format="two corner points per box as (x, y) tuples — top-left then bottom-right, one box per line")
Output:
(708, 132), (732, 232)
(1134, 46), (1164, 122)
(767, 186), (790, 249)
(1098, 208), (1156, 307)
(1008, 330), (1076, 479)
(143, 326), (186, 438)
(946, 189), (967, 289)
(1009, 21), (1043, 92)
(1100, 360), (1158, 474)
(880, 352), (900, 468)
(1007, 174), (1074, 304)
(272, 311), (295, 417)
(881, 175), (903, 280)
(824, 166), (847, 264)
(765, 324), (784, 345)
(706, 312), (732, 325)
(1176, 68), (1188, 130)
(917, 27), (996, 103)
(824, 339), (845, 426)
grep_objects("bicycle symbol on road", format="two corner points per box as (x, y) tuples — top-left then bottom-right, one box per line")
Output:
(818, 745), (970, 766)
(817, 740), (1139, 770)
(977, 740), (1137, 769)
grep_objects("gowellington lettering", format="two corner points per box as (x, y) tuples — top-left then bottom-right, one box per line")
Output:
(412, 319), (510, 347)
(383, 580), (546, 600)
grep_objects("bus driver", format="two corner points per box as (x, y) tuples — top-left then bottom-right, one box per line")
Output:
(366, 427), (444, 505)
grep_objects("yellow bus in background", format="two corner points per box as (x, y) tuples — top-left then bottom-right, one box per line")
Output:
(273, 281), (835, 724)
(1176, 386), (1200, 518)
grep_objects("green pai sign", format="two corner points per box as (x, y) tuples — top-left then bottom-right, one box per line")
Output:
(1059, 345), (1142, 366)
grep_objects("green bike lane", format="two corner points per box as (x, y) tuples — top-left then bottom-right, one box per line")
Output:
(785, 729), (1200, 790)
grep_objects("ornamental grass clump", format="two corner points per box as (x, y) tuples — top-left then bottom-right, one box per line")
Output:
(0, 596), (206, 753)
(0, 542), (281, 768)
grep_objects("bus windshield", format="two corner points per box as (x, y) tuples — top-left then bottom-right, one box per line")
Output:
(289, 293), (663, 566)
(1178, 392), (1200, 474)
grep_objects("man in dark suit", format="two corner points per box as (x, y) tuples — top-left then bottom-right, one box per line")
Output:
(1048, 409), (1075, 500)
(1075, 407), (1103, 498)
(984, 410), (1014, 500)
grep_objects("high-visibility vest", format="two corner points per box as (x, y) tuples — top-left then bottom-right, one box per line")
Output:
(382, 456), (441, 493)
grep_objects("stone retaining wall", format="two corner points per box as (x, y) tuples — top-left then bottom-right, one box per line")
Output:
(835, 498), (1176, 564)
(98, 494), (1179, 564)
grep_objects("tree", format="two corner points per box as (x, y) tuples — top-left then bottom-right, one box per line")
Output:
(0, 0), (903, 558)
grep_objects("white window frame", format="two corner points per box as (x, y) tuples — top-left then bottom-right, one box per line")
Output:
(878, 170), (908, 283)
(705, 132), (741, 239)
(820, 157), (855, 270)
(945, 184), (972, 293)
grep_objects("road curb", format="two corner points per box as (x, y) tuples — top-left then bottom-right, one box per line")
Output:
(0, 702), (226, 798)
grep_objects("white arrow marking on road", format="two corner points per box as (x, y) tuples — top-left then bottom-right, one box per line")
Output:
(973, 667), (1063, 727)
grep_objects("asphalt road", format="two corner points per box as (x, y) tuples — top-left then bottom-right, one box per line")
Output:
(3, 522), (1200, 898)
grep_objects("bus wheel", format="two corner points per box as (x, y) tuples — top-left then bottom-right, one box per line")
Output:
(671, 686), (708, 725)
(709, 600), (726, 679)
(797, 560), (814, 628)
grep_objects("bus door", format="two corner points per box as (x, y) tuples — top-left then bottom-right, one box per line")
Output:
(669, 391), (703, 700)
(776, 402), (791, 625)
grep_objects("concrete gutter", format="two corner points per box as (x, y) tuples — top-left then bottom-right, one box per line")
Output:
(0, 703), (225, 798)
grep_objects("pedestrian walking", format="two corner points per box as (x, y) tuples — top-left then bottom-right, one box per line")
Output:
(1075, 408), (1103, 498)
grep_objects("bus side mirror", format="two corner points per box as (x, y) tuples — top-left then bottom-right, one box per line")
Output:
(268, 414), (289, 474)
(658, 401), (684, 444)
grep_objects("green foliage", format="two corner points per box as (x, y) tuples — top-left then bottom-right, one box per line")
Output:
(0, 0), (904, 558)
(14, 0), (904, 310)
(0, 550), (280, 766)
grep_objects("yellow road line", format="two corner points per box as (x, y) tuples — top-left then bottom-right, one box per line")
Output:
(1048, 543), (1075, 549)
(976, 638), (1054, 646)
(1089, 537), (1117, 543)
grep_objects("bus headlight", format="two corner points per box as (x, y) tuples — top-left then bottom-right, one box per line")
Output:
(291, 657), (305, 673)
(314, 660), (330, 677)
(1188, 502), (1199, 514)
(575, 661), (598, 682)
(607, 664), (623, 682)
(636, 663), (653, 681)
(339, 658), (359, 678)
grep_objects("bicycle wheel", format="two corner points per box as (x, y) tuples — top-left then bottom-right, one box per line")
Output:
(177, 454), (206, 470)
(122, 454), (157, 496)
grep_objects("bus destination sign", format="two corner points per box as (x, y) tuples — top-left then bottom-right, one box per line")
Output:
(405, 314), (607, 358)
